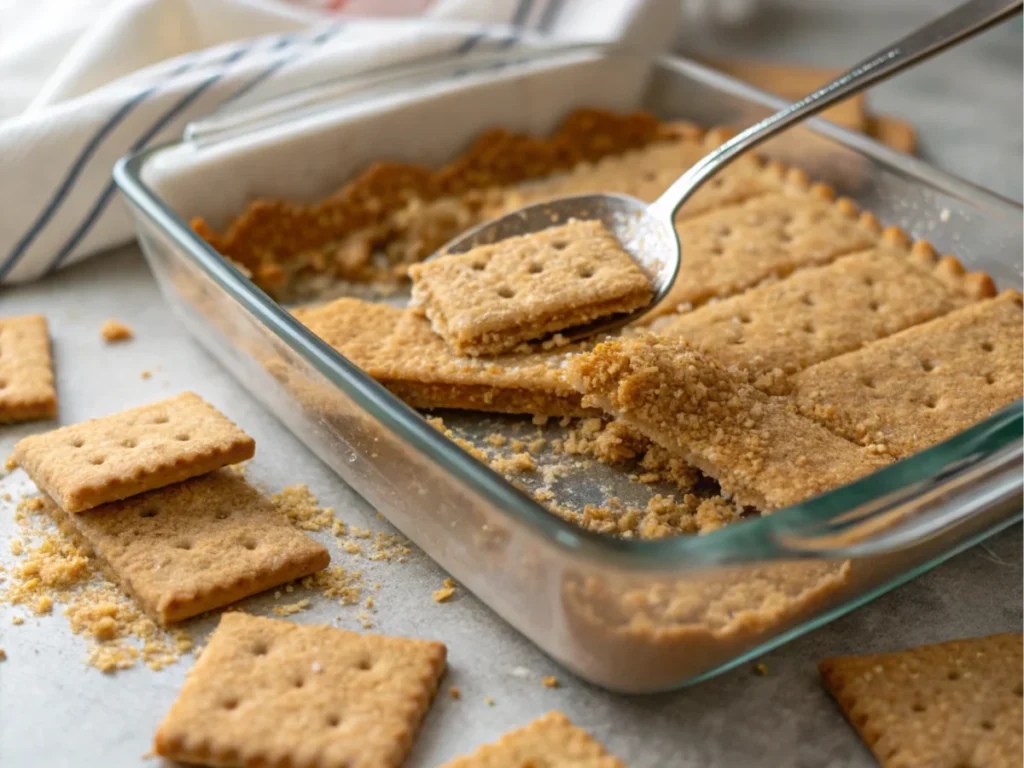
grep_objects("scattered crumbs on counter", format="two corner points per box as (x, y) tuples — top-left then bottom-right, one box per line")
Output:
(449, 686), (462, 700)
(0, 648), (6, 661)
(140, 370), (152, 380)
(100, 319), (134, 342)
(433, 578), (457, 603)
(272, 598), (312, 617)
(11, 616), (24, 626)
(542, 675), (560, 689)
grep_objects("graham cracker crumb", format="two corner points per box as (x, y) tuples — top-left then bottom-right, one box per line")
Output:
(272, 484), (336, 531)
(433, 579), (457, 603)
(0, 648), (6, 661)
(100, 319), (134, 342)
(485, 697), (496, 707)
(1, 492), (194, 673)
(490, 452), (536, 474)
(450, 686), (462, 700)
(542, 675), (560, 688)
(754, 663), (768, 676)
(272, 598), (312, 617)
(141, 370), (152, 380)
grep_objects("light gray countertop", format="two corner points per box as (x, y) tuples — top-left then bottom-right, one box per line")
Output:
(1, 4), (1022, 767)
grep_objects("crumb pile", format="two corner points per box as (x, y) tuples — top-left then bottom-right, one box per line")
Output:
(1, 495), (193, 673)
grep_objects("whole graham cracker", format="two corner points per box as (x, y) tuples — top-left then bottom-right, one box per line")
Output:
(13, 392), (255, 513)
(566, 336), (890, 511)
(44, 470), (329, 624)
(439, 711), (625, 768)
(649, 186), (881, 318)
(297, 297), (595, 417)
(657, 235), (995, 390)
(820, 633), (1023, 768)
(410, 219), (652, 356)
(0, 314), (57, 424)
(794, 291), (1024, 457)
(154, 613), (447, 768)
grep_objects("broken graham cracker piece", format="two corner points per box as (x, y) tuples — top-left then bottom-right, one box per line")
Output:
(820, 633), (1023, 768)
(794, 291), (1024, 458)
(13, 392), (255, 513)
(657, 234), (996, 388)
(297, 298), (594, 417)
(647, 183), (881, 319)
(43, 469), (329, 624)
(566, 337), (889, 512)
(410, 219), (652, 356)
(439, 711), (625, 768)
(0, 314), (57, 424)
(154, 613), (446, 768)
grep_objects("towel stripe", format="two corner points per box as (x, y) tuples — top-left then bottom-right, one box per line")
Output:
(45, 47), (252, 274)
(220, 24), (344, 107)
(0, 58), (206, 281)
(538, 0), (565, 31)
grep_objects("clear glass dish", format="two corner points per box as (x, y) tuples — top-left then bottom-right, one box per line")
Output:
(114, 46), (1023, 693)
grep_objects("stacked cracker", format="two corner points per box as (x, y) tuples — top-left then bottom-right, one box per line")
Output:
(11, 392), (329, 625)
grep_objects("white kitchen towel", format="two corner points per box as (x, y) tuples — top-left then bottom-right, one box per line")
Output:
(0, 0), (681, 284)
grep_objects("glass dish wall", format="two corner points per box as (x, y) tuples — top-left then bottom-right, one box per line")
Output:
(115, 48), (1023, 692)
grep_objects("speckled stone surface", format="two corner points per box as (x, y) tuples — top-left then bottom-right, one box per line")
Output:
(1, 4), (1020, 766)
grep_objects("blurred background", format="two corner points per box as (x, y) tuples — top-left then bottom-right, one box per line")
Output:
(675, 0), (1023, 200)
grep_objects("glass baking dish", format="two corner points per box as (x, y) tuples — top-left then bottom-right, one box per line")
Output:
(114, 46), (1023, 693)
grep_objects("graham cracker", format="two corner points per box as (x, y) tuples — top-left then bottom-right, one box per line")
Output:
(500, 130), (786, 221)
(566, 336), (890, 511)
(154, 613), (446, 768)
(0, 314), (57, 424)
(410, 219), (652, 356)
(13, 392), (255, 513)
(657, 234), (995, 390)
(298, 298), (594, 417)
(867, 116), (918, 154)
(44, 470), (329, 624)
(439, 711), (625, 768)
(794, 291), (1024, 457)
(649, 185), (882, 318)
(702, 58), (867, 131)
(820, 633), (1023, 768)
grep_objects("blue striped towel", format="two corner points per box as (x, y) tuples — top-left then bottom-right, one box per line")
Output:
(0, 0), (680, 284)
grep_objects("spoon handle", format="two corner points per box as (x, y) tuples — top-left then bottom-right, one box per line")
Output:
(648, 0), (1023, 222)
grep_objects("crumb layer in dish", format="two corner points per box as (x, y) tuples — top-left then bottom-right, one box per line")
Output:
(295, 298), (594, 417)
(195, 110), (794, 299)
(409, 219), (652, 356)
(794, 290), (1024, 458)
(565, 336), (890, 511)
(657, 233), (996, 391)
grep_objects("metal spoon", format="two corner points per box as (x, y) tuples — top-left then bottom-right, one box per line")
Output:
(434, 0), (1021, 339)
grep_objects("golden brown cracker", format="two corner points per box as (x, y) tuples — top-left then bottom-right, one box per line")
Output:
(410, 219), (652, 356)
(649, 187), (881, 318)
(566, 336), (889, 511)
(154, 613), (446, 768)
(13, 392), (255, 513)
(794, 291), (1024, 457)
(297, 298), (594, 417)
(439, 711), (625, 768)
(868, 116), (918, 154)
(0, 314), (57, 424)
(820, 633), (1023, 768)
(657, 236), (993, 387)
(45, 470), (329, 624)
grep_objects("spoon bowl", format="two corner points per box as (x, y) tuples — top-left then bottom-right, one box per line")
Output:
(438, 192), (680, 338)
